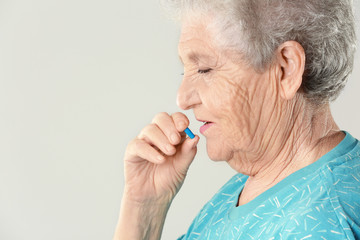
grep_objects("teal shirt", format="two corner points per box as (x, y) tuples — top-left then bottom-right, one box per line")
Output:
(179, 131), (360, 240)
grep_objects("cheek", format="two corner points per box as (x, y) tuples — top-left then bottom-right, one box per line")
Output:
(204, 72), (241, 110)
(206, 134), (234, 161)
(218, 75), (270, 149)
(230, 77), (280, 150)
(222, 100), (253, 148)
(204, 68), (277, 154)
(217, 80), (254, 145)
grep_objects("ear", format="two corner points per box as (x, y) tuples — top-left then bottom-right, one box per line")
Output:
(276, 41), (305, 100)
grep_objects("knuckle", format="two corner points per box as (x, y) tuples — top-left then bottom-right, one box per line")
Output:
(172, 112), (188, 121)
(152, 112), (169, 123)
(125, 138), (141, 158)
(139, 123), (157, 138)
(130, 138), (142, 150)
(146, 123), (157, 131)
(172, 112), (184, 118)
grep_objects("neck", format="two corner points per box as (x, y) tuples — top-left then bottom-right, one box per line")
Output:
(230, 97), (344, 206)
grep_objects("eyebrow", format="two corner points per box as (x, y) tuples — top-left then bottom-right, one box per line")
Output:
(178, 50), (212, 65)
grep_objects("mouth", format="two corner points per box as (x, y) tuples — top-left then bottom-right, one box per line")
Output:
(197, 119), (214, 134)
(197, 118), (213, 125)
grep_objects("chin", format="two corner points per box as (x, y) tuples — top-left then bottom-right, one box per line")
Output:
(206, 143), (230, 162)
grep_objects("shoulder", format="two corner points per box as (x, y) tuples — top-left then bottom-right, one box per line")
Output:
(321, 151), (360, 238)
(317, 132), (360, 209)
(319, 136), (360, 214)
(280, 138), (360, 239)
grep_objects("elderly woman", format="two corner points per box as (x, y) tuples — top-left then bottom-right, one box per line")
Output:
(114, 0), (360, 239)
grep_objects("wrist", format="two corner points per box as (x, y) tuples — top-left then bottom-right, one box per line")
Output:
(121, 196), (171, 216)
(122, 187), (174, 207)
(114, 195), (171, 240)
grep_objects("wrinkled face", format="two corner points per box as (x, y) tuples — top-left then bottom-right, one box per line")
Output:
(177, 19), (280, 162)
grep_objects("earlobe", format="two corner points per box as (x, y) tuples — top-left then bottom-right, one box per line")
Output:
(277, 41), (305, 100)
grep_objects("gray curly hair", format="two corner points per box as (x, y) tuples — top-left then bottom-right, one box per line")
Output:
(162, 0), (357, 105)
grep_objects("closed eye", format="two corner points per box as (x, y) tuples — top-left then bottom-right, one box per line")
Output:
(198, 69), (212, 74)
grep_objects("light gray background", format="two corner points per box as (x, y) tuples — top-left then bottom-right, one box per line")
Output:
(0, 1), (359, 239)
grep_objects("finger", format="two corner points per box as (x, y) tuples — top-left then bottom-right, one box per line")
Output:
(174, 135), (200, 172)
(138, 123), (176, 156)
(177, 131), (192, 147)
(126, 138), (165, 164)
(178, 131), (187, 145)
(171, 112), (190, 132)
(152, 112), (181, 145)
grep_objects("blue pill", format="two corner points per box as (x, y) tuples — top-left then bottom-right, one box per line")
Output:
(184, 127), (195, 139)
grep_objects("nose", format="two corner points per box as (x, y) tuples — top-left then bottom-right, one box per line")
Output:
(176, 77), (201, 110)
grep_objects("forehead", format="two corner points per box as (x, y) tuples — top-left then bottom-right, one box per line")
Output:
(178, 20), (219, 63)
(179, 18), (210, 41)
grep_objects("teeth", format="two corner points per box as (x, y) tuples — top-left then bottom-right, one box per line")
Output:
(199, 120), (211, 125)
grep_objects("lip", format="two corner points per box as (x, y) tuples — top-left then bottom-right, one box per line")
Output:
(200, 122), (214, 134)
(196, 117), (214, 135)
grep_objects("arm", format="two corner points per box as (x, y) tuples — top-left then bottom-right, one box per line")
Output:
(113, 196), (170, 240)
(113, 112), (199, 240)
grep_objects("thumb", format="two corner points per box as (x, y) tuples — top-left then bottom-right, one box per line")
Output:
(174, 135), (200, 172)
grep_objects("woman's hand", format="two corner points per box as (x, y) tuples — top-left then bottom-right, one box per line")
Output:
(123, 112), (199, 204)
(114, 112), (198, 240)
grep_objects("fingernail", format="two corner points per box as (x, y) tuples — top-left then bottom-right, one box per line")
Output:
(157, 155), (165, 162)
(192, 137), (199, 148)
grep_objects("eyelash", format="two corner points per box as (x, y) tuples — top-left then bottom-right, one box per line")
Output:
(198, 69), (212, 74)
(180, 69), (212, 76)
